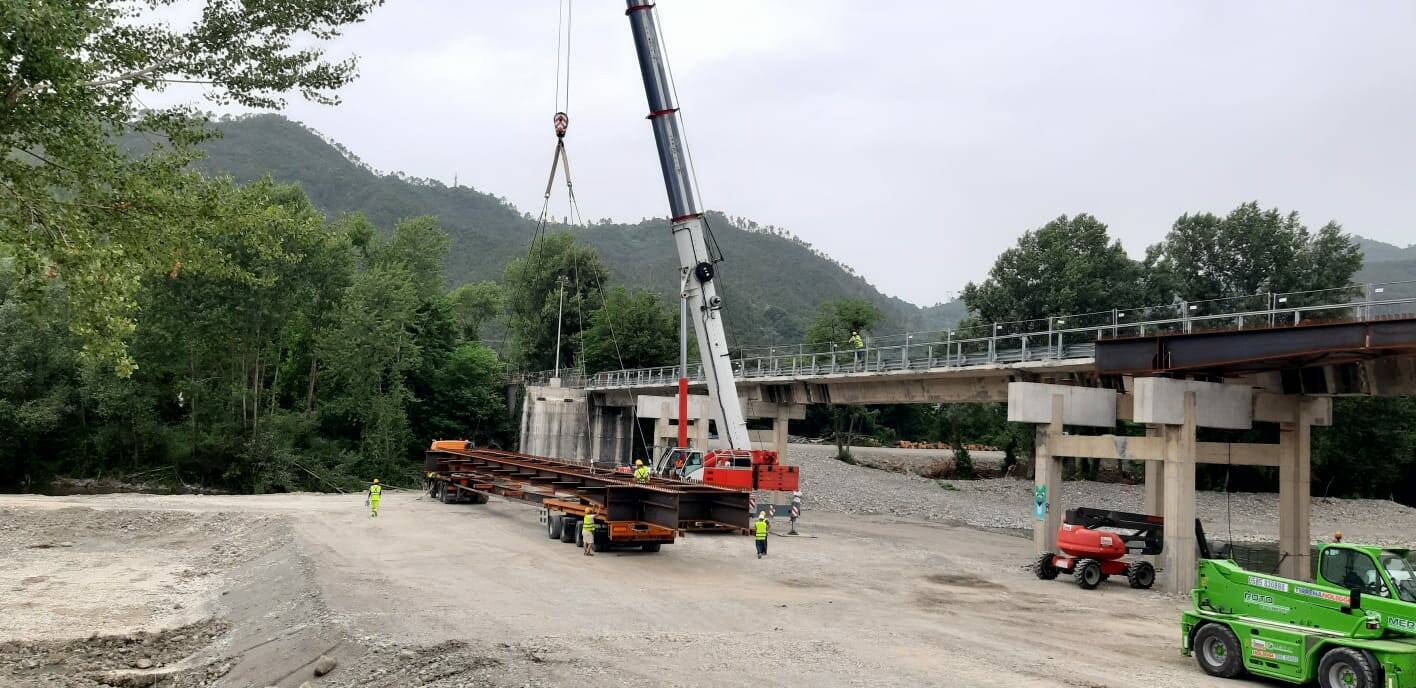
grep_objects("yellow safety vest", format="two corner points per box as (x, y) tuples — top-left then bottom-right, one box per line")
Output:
(851, 335), (864, 349)
(755, 519), (768, 540)
(369, 484), (382, 498)
(634, 466), (649, 483)
(583, 512), (595, 532)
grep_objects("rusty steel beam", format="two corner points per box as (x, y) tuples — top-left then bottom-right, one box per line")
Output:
(1096, 316), (1416, 375)
(426, 448), (750, 531)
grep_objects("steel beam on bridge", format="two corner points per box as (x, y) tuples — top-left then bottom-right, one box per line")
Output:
(1095, 316), (1416, 376)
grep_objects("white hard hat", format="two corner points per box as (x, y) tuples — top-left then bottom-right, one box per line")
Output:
(759, 511), (767, 518)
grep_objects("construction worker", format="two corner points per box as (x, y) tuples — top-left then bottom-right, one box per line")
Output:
(582, 509), (597, 556)
(633, 459), (650, 484)
(755, 510), (770, 558)
(850, 330), (864, 367)
(366, 478), (382, 518)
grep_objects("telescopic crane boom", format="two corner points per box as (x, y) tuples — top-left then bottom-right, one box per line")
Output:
(623, 0), (750, 450)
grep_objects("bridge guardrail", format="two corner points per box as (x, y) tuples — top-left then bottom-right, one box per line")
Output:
(516, 280), (1416, 390)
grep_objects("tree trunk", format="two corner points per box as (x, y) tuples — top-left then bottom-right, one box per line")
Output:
(305, 355), (318, 414)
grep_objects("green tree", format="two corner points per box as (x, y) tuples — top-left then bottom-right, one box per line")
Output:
(805, 299), (882, 459)
(1145, 202), (1363, 303)
(961, 214), (1148, 324)
(805, 298), (882, 345)
(1, 0), (382, 374)
(1313, 397), (1416, 502)
(411, 343), (510, 448)
(448, 281), (503, 341)
(582, 288), (677, 374)
(503, 234), (608, 371)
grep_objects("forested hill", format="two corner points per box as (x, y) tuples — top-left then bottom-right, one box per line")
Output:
(179, 114), (945, 345)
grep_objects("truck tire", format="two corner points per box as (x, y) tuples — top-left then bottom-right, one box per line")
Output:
(1034, 553), (1060, 580)
(592, 530), (610, 552)
(1318, 647), (1379, 688)
(547, 515), (563, 540)
(1126, 561), (1156, 589)
(1074, 559), (1104, 590)
(561, 522), (578, 543)
(439, 484), (456, 504)
(641, 543), (662, 553)
(1193, 623), (1244, 678)
(467, 492), (489, 505)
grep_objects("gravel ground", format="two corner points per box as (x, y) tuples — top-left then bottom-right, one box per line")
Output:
(793, 443), (1416, 546)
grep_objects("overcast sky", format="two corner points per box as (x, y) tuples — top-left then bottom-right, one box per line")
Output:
(155, 1), (1416, 306)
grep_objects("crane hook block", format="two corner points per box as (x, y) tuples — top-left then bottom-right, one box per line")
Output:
(693, 261), (714, 283)
(554, 112), (569, 138)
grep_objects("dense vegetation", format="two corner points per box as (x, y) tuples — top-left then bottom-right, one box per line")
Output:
(3, 2), (1411, 502)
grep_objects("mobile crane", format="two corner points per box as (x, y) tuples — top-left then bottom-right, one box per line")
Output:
(624, 0), (798, 498)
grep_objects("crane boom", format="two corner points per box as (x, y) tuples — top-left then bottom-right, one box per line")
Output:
(624, 0), (750, 450)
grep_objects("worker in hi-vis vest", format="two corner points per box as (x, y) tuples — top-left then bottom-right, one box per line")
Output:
(850, 330), (864, 367)
(366, 478), (382, 518)
(582, 509), (597, 556)
(755, 511), (770, 558)
(633, 459), (650, 484)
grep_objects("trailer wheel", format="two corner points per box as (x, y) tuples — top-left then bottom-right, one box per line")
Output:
(1034, 553), (1060, 580)
(1318, 647), (1379, 688)
(641, 543), (662, 553)
(592, 530), (609, 552)
(561, 521), (578, 543)
(467, 492), (489, 505)
(547, 515), (563, 540)
(439, 484), (457, 504)
(1074, 558), (1104, 590)
(1193, 623), (1244, 678)
(1126, 561), (1156, 589)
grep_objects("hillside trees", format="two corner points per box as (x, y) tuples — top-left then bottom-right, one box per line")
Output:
(1, 0), (383, 374)
(503, 234), (609, 371)
(582, 288), (678, 374)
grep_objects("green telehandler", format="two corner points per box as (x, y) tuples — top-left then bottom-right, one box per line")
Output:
(1182, 538), (1416, 688)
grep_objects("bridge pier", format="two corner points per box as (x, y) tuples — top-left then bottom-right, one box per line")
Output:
(1010, 380), (1329, 592)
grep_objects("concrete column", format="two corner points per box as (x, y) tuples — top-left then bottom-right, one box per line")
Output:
(773, 405), (791, 460)
(1142, 426), (1165, 518)
(1278, 399), (1315, 580)
(1033, 395), (1064, 556)
(1161, 391), (1198, 592)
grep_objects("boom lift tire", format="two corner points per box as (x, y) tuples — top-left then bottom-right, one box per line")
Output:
(1034, 553), (1060, 580)
(1317, 647), (1380, 688)
(547, 515), (563, 540)
(1126, 561), (1156, 589)
(1193, 623), (1244, 678)
(1074, 558), (1104, 590)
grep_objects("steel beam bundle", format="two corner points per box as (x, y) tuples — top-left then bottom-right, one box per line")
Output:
(425, 447), (751, 532)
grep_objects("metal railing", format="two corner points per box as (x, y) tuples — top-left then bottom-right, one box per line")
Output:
(519, 280), (1416, 391)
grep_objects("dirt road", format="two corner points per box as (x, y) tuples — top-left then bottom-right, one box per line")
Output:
(3, 490), (1254, 687)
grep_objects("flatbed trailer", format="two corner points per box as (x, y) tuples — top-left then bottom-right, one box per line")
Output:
(424, 441), (751, 553)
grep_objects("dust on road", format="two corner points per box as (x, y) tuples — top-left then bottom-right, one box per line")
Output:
(3, 489), (1261, 687)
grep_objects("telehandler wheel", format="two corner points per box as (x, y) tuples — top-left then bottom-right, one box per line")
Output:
(547, 515), (563, 539)
(1318, 647), (1380, 688)
(1126, 561), (1156, 589)
(1033, 553), (1060, 580)
(1074, 558), (1103, 590)
(1193, 623), (1244, 678)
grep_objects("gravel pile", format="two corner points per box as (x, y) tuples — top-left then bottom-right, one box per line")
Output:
(793, 443), (1416, 546)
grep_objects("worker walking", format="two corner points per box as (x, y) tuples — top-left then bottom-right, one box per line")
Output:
(582, 509), (597, 556)
(366, 478), (382, 518)
(755, 510), (770, 558)
(850, 330), (864, 368)
(633, 459), (650, 484)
